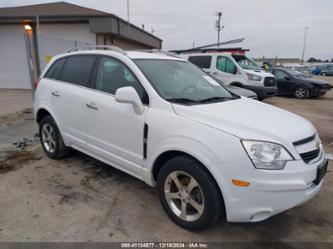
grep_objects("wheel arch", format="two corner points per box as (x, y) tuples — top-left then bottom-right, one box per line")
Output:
(229, 81), (244, 88)
(150, 149), (226, 215)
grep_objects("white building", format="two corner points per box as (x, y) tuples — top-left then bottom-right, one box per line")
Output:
(0, 2), (162, 89)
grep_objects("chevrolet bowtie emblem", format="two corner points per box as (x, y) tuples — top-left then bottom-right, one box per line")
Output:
(316, 141), (321, 149)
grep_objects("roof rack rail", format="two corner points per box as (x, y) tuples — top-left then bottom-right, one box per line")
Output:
(66, 45), (126, 54)
(137, 49), (181, 58)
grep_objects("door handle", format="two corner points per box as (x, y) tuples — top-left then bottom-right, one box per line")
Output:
(86, 103), (98, 110)
(212, 72), (218, 75)
(51, 91), (60, 97)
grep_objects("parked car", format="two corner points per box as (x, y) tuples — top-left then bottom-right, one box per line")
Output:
(225, 85), (257, 99)
(320, 65), (333, 76)
(272, 68), (332, 99)
(208, 73), (258, 99)
(181, 53), (277, 100)
(311, 66), (321, 75)
(34, 47), (327, 230)
(289, 66), (312, 78)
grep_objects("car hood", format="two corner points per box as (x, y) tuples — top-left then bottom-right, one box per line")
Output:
(225, 85), (257, 98)
(299, 77), (331, 86)
(172, 97), (315, 145)
(244, 69), (275, 78)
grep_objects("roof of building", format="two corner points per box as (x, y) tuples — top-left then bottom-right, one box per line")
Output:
(0, 1), (109, 17)
(0, 1), (162, 46)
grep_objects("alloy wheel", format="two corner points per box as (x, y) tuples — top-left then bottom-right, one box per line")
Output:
(164, 171), (204, 222)
(41, 123), (57, 153)
(295, 87), (307, 99)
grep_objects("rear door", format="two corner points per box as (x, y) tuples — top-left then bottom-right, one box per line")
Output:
(85, 55), (149, 175)
(188, 55), (212, 73)
(52, 54), (97, 148)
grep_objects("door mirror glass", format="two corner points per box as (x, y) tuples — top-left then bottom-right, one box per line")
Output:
(115, 87), (144, 114)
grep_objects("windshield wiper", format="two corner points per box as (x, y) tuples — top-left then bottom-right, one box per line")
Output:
(198, 96), (236, 103)
(166, 98), (199, 104)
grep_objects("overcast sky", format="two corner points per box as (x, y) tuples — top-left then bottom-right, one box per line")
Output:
(1, 0), (332, 60)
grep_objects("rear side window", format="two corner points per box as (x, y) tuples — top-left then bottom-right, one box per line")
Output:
(61, 55), (96, 87)
(188, 56), (212, 69)
(45, 58), (66, 80)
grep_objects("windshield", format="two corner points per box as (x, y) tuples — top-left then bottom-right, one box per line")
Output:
(285, 69), (306, 78)
(134, 59), (236, 104)
(232, 54), (261, 70)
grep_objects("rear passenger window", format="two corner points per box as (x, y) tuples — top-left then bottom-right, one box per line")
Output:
(188, 56), (212, 69)
(61, 55), (96, 87)
(95, 56), (149, 104)
(45, 58), (66, 80)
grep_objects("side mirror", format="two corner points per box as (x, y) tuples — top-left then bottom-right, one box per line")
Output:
(233, 67), (238, 74)
(115, 87), (144, 114)
(284, 76), (291, 80)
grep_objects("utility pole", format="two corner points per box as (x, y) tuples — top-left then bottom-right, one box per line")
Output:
(127, 0), (130, 32)
(301, 26), (309, 64)
(215, 12), (223, 49)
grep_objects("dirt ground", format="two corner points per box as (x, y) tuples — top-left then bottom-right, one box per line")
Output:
(0, 76), (332, 243)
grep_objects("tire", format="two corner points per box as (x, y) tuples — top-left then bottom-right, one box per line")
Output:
(39, 115), (70, 159)
(322, 73), (327, 76)
(157, 156), (224, 230)
(293, 85), (309, 99)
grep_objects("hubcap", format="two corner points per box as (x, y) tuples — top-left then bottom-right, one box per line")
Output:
(164, 171), (204, 222)
(295, 88), (306, 98)
(41, 124), (57, 153)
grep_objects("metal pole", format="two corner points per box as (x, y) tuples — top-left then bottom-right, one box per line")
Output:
(301, 27), (309, 64)
(216, 12), (222, 49)
(24, 33), (35, 99)
(127, 0), (130, 32)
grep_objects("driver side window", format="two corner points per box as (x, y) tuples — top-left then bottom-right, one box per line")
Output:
(216, 56), (236, 74)
(274, 70), (289, 79)
(95, 56), (149, 104)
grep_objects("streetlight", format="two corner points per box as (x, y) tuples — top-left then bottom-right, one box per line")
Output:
(24, 24), (32, 31)
(301, 27), (309, 64)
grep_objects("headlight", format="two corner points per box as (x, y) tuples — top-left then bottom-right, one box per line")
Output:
(246, 73), (262, 81)
(242, 140), (294, 170)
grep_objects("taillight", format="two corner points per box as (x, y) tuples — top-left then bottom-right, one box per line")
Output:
(34, 78), (41, 90)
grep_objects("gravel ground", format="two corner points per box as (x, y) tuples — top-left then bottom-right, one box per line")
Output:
(0, 76), (332, 243)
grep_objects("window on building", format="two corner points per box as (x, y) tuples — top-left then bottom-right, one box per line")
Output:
(188, 56), (212, 69)
(61, 55), (96, 87)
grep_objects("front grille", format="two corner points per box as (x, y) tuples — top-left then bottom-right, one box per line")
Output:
(264, 77), (277, 87)
(300, 149), (320, 163)
(293, 134), (316, 146)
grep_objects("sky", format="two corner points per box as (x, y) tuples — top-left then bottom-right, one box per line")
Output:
(1, 0), (332, 60)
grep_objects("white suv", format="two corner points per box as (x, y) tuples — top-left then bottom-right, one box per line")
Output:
(34, 47), (327, 230)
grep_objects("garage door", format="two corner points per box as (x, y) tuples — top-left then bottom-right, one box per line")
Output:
(0, 25), (31, 89)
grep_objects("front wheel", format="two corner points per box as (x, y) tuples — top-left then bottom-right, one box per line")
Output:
(294, 86), (309, 99)
(157, 156), (224, 230)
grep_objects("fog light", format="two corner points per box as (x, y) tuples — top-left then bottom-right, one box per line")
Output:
(232, 179), (250, 187)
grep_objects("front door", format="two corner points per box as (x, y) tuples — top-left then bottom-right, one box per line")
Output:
(273, 69), (294, 95)
(211, 55), (238, 85)
(85, 56), (149, 175)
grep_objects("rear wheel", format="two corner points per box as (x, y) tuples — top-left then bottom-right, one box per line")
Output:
(294, 86), (309, 99)
(322, 72), (327, 76)
(39, 115), (70, 159)
(157, 156), (223, 230)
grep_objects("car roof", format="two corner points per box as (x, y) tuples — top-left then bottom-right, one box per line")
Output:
(52, 50), (186, 62)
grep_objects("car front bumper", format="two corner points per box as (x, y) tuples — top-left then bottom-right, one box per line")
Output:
(222, 154), (327, 223)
